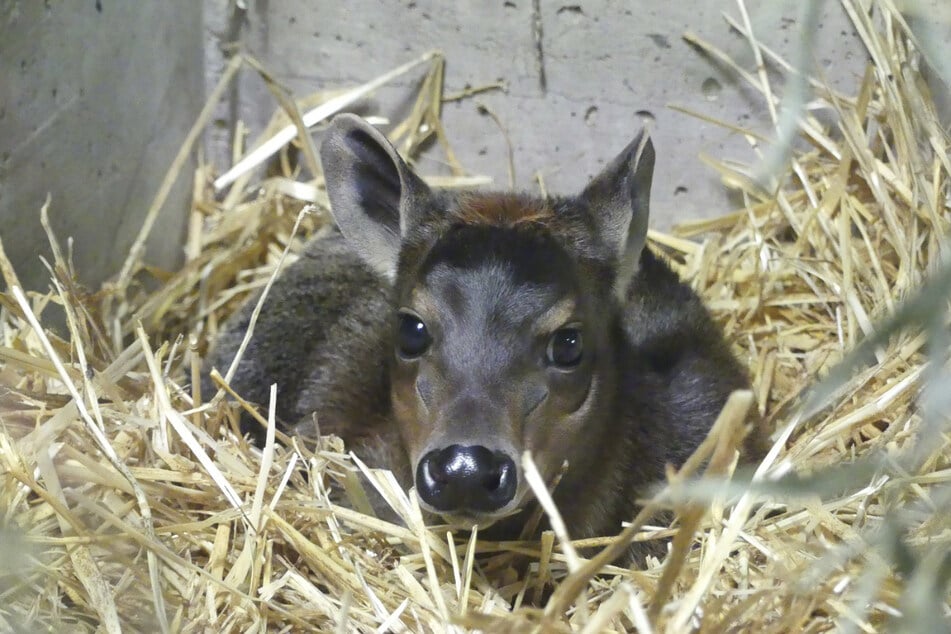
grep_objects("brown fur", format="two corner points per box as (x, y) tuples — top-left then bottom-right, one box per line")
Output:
(453, 192), (553, 227)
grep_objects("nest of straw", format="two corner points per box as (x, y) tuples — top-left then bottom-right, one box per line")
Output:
(2, 1), (949, 631)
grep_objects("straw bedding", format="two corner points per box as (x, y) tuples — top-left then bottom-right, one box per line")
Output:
(1, 1), (949, 631)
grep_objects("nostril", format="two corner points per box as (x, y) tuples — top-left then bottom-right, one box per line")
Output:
(482, 470), (502, 492)
(494, 456), (516, 497)
(425, 455), (449, 484)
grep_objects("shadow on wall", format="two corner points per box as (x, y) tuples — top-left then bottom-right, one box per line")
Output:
(0, 2), (204, 293)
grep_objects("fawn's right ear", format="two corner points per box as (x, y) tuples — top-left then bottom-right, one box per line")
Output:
(319, 114), (433, 280)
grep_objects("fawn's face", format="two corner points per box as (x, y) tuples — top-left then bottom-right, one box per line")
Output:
(320, 114), (654, 525)
(390, 223), (611, 523)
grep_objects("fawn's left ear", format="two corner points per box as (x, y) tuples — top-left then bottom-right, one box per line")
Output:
(578, 129), (655, 303)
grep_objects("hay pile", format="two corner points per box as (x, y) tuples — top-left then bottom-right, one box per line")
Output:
(2, 1), (949, 631)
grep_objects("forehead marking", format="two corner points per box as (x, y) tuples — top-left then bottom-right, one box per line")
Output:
(454, 193), (552, 227)
(409, 286), (440, 316)
(535, 297), (578, 333)
(412, 262), (576, 332)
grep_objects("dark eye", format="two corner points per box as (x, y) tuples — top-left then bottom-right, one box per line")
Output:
(547, 328), (583, 368)
(397, 311), (431, 359)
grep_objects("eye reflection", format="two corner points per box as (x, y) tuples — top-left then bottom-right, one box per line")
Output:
(547, 327), (583, 368)
(397, 311), (431, 358)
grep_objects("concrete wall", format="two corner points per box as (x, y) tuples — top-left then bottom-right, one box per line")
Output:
(0, 2), (204, 292)
(2, 1), (942, 300)
(205, 0), (868, 230)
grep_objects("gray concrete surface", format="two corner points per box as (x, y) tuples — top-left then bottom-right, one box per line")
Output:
(2, 1), (940, 300)
(0, 2), (204, 292)
(205, 0), (869, 230)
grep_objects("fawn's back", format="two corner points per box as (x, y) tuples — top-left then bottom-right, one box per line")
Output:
(210, 114), (751, 558)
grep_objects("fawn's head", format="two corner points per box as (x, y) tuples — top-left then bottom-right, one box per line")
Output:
(320, 114), (654, 527)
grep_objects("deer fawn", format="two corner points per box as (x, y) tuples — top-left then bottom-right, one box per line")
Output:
(210, 114), (752, 561)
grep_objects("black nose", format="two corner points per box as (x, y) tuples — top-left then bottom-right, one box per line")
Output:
(416, 445), (517, 513)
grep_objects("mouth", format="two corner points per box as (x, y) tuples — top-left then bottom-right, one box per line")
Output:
(439, 513), (495, 531)
(436, 501), (526, 532)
